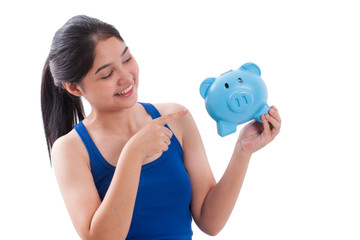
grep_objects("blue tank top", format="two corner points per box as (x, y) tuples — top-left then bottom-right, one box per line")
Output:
(74, 102), (193, 239)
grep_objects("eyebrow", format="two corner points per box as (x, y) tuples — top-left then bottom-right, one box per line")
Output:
(95, 46), (129, 75)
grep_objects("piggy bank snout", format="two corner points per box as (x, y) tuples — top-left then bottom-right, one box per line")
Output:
(228, 90), (254, 113)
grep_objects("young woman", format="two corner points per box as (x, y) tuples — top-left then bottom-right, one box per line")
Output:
(41, 15), (281, 240)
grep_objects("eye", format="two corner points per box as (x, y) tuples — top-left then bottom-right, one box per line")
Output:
(238, 77), (243, 83)
(101, 71), (113, 79)
(123, 56), (132, 63)
(225, 83), (229, 88)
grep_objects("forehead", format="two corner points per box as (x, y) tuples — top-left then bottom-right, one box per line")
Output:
(93, 37), (126, 64)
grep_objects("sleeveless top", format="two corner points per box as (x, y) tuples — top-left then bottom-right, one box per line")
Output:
(74, 102), (193, 239)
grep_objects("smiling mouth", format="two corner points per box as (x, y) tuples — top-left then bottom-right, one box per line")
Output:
(115, 84), (134, 96)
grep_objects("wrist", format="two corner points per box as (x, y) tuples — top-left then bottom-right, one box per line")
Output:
(234, 143), (253, 160)
(120, 141), (146, 163)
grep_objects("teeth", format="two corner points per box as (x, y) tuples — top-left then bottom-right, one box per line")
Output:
(117, 85), (133, 95)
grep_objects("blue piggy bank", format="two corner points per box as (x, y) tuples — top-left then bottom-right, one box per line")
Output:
(200, 62), (270, 137)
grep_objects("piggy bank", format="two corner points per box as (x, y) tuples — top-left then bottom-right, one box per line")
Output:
(200, 62), (270, 137)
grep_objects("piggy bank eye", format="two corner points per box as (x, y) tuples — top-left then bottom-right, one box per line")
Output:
(225, 83), (229, 88)
(238, 78), (243, 83)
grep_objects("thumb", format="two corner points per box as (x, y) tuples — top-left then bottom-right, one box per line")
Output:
(155, 109), (189, 126)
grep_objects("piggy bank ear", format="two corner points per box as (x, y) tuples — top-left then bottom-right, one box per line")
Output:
(239, 62), (261, 76)
(200, 77), (215, 99)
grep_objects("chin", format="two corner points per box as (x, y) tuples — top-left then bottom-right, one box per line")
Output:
(118, 92), (138, 109)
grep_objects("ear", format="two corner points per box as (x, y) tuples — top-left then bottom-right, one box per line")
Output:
(200, 77), (215, 99)
(239, 62), (261, 76)
(62, 82), (83, 97)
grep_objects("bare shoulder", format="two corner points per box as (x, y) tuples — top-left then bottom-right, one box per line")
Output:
(154, 102), (192, 127)
(51, 129), (89, 169)
(154, 102), (188, 115)
(154, 102), (196, 147)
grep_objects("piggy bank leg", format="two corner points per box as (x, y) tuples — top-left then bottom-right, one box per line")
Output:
(217, 121), (237, 137)
(254, 104), (270, 122)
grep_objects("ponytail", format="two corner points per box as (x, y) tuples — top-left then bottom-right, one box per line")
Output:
(41, 15), (123, 163)
(41, 58), (84, 161)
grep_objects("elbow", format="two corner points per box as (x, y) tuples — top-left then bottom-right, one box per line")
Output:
(78, 233), (90, 240)
(205, 227), (222, 237)
(199, 223), (224, 237)
(206, 231), (220, 237)
(80, 231), (127, 240)
(79, 228), (129, 240)
(78, 229), (94, 240)
(194, 213), (226, 236)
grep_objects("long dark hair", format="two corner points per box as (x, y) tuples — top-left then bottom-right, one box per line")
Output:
(41, 15), (124, 161)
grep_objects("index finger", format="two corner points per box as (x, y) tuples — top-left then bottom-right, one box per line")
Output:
(155, 109), (189, 126)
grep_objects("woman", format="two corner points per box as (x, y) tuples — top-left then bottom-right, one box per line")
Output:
(41, 15), (281, 240)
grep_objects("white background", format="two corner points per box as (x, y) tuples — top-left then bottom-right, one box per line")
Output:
(1, 0), (359, 239)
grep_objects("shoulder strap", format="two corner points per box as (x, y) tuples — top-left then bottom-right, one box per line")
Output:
(138, 102), (161, 119)
(74, 122), (115, 171)
(74, 122), (96, 157)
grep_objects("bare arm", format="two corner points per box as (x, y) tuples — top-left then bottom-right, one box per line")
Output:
(52, 110), (188, 240)
(52, 132), (143, 240)
(182, 106), (281, 236)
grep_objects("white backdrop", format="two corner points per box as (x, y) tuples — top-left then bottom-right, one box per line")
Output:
(1, 0), (359, 239)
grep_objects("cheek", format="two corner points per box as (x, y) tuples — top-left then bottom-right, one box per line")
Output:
(83, 82), (114, 100)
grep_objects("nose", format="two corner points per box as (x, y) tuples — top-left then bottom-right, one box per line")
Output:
(228, 91), (254, 113)
(115, 65), (133, 85)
